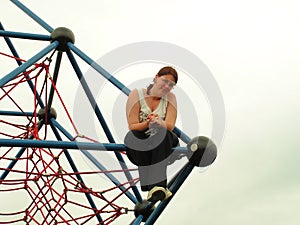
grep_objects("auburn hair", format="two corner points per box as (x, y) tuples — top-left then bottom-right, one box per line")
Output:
(146, 66), (178, 95)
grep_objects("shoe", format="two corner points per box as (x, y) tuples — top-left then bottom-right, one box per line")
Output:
(147, 186), (173, 202)
(163, 188), (173, 201)
(147, 186), (166, 202)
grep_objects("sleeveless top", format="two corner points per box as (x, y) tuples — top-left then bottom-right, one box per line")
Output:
(137, 89), (168, 122)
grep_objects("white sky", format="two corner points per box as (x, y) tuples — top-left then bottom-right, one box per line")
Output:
(1, 0), (300, 224)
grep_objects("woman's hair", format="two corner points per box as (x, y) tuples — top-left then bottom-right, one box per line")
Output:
(146, 66), (178, 94)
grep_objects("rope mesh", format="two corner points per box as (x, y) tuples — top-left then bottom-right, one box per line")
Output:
(0, 52), (138, 225)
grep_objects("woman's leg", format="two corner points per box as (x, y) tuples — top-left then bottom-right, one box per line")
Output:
(148, 128), (178, 164)
(125, 130), (152, 191)
(124, 128), (178, 191)
(146, 129), (178, 189)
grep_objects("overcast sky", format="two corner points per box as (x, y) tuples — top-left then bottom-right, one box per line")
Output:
(1, 0), (300, 224)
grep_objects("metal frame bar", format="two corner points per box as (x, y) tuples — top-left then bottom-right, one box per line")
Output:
(66, 49), (143, 202)
(68, 43), (131, 95)
(47, 51), (63, 108)
(0, 41), (58, 88)
(66, 50), (114, 141)
(0, 138), (127, 150)
(130, 215), (144, 225)
(0, 30), (50, 41)
(0, 110), (33, 116)
(0, 22), (47, 108)
(0, 138), (187, 153)
(0, 22), (23, 66)
(10, 0), (54, 33)
(144, 163), (195, 225)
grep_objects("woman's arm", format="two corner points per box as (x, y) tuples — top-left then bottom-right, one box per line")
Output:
(148, 92), (177, 131)
(126, 89), (177, 131)
(164, 92), (177, 131)
(126, 89), (149, 131)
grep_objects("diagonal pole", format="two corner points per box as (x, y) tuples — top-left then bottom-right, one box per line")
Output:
(10, 0), (54, 33)
(144, 163), (195, 225)
(67, 43), (130, 95)
(0, 22), (24, 66)
(66, 50), (143, 203)
(0, 22), (48, 108)
(0, 41), (58, 88)
(47, 51), (63, 108)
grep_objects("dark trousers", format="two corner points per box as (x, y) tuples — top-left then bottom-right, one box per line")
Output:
(124, 127), (178, 191)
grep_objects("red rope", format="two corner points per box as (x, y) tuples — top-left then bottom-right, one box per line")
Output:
(0, 51), (26, 62)
(0, 54), (138, 225)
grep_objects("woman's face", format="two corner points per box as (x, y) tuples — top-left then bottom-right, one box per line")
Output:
(154, 74), (176, 95)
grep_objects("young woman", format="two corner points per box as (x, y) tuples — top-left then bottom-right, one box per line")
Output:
(124, 66), (179, 202)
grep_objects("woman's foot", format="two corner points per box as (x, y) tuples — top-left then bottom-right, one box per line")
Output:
(147, 186), (172, 202)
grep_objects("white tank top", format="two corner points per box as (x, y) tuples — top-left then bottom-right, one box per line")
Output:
(137, 89), (168, 122)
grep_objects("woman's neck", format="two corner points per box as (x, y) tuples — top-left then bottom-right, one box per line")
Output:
(147, 88), (161, 100)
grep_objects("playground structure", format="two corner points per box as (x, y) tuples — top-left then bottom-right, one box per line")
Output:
(0, 1), (217, 224)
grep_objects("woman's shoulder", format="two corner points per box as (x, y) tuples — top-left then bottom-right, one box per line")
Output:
(128, 89), (138, 100)
(129, 88), (146, 94)
(128, 88), (146, 99)
(166, 91), (176, 100)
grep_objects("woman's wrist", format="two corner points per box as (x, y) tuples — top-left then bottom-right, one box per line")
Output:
(144, 120), (149, 128)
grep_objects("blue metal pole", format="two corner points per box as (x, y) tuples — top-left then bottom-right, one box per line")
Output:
(67, 43), (130, 95)
(46, 118), (73, 140)
(0, 41), (58, 88)
(144, 163), (195, 225)
(0, 23), (45, 109)
(130, 215), (144, 225)
(49, 121), (103, 223)
(47, 51), (63, 108)
(0, 138), (186, 152)
(0, 40), (57, 109)
(66, 50), (143, 202)
(0, 22), (23, 66)
(51, 119), (186, 153)
(10, 0), (54, 33)
(50, 119), (139, 204)
(0, 110), (33, 117)
(0, 138), (125, 150)
(66, 50), (113, 141)
(0, 30), (50, 41)
(173, 127), (191, 144)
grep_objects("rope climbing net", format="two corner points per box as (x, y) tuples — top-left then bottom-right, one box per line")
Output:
(0, 52), (139, 225)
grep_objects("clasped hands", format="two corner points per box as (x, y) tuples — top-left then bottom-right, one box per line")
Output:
(146, 113), (165, 128)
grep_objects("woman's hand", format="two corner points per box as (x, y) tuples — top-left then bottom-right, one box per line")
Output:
(148, 113), (166, 128)
(146, 113), (158, 124)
